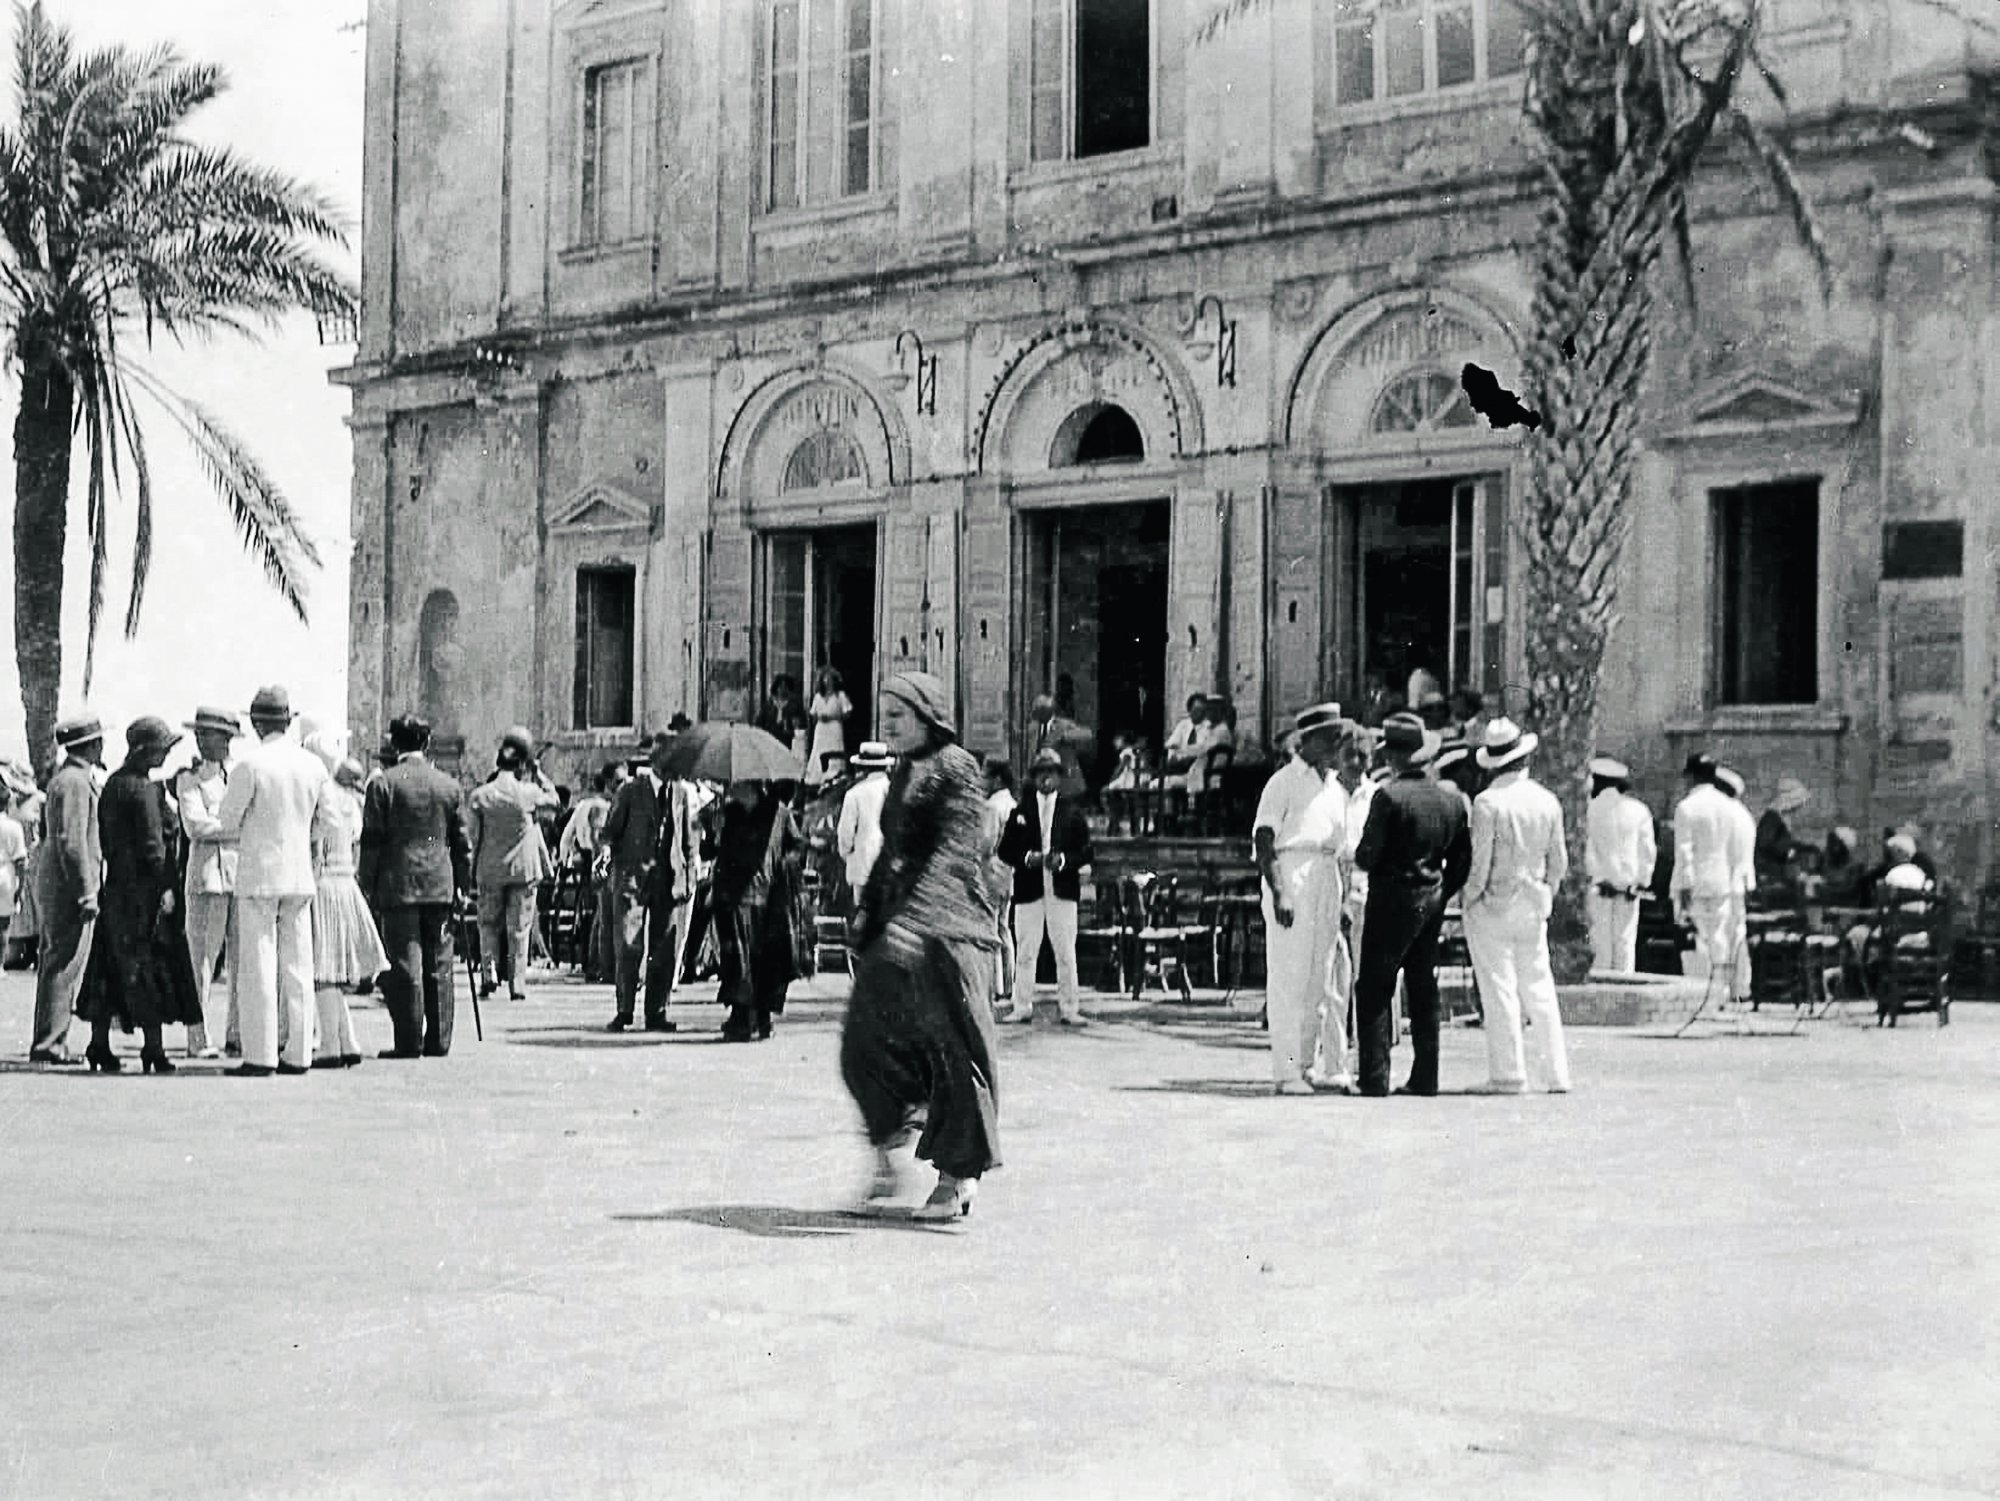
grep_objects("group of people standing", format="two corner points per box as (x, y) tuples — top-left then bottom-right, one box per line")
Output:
(1252, 705), (1574, 1100)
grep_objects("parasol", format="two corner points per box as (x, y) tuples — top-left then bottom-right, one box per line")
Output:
(659, 722), (801, 785)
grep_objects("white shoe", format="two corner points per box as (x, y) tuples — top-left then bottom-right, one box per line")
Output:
(1002, 1007), (1036, 1025)
(913, 1175), (976, 1222)
(1274, 1078), (1315, 1097)
(1057, 1011), (1089, 1028)
(1307, 1073), (1357, 1095)
(849, 1150), (902, 1216)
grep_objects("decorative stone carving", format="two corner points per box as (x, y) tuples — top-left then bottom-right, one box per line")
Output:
(974, 318), (1199, 473)
(1275, 279), (1320, 327)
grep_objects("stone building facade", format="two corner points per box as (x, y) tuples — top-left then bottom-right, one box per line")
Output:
(339, 0), (2000, 886)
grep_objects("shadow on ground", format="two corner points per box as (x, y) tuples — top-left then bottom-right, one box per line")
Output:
(612, 1205), (955, 1238)
(1117, 1078), (1276, 1098)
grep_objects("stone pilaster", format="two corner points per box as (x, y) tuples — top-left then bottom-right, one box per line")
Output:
(345, 407), (394, 750)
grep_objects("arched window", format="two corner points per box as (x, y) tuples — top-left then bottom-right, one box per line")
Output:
(781, 430), (866, 491)
(1372, 370), (1476, 435)
(1050, 402), (1145, 467)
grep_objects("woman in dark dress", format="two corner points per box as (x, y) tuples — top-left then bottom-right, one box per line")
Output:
(76, 717), (204, 1074)
(841, 671), (1002, 1223)
(711, 779), (803, 1042)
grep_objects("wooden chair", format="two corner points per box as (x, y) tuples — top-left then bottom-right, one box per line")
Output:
(1745, 909), (1811, 1011)
(1125, 873), (1196, 1001)
(1871, 890), (1952, 1027)
(1076, 880), (1130, 993)
(1196, 747), (1237, 837)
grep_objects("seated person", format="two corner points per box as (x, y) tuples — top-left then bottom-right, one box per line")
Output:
(1814, 826), (1868, 906)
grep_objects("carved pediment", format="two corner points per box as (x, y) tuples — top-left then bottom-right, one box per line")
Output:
(550, 479), (657, 536)
(1666, 368), (1863, 439)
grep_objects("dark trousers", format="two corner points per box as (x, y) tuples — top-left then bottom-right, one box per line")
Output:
(679, 882), (713, 983)
(1355, 889), (1448, 1096)
(379, 904), (456, 1057)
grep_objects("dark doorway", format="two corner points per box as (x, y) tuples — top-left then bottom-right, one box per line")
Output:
(765, 522), (876, 745)
(1025, 500), (1170, 786)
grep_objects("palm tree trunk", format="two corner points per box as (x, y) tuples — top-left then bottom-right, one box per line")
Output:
(14, 348), (73, 783)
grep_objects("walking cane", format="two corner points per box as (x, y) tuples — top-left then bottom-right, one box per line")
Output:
(455, 900), (484, 1041)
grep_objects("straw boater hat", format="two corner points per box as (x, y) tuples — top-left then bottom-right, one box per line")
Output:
(1433, 734), (1472, 774)
(1475, 717), (1538, 771)
(1588, 756), (1631, 783)
(1379, 711), (1439, 765)
(1772, 777), (1810, 814)
(1293, 702), (1346, 740)
(54, 712), (103, 750)
(1715, 766), (1746, 797)
(248, 685), (293, 725)
(184, 705), (240, 738)
(124, 716), (183, 757)
(850, 741), (894, 771)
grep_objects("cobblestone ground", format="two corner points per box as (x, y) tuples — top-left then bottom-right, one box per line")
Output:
(2, 965), (1996, 1501)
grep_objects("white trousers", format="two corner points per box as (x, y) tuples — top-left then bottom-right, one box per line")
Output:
(314, 985), (359, 1062)
(1684, 894), (1749, 999)
(1586, 891), (1641, 974)
(183, 891), (237, 1047)
(1465, 890), (1571, 1091)
(1262, 852), (1350, 1086)
(236, 895), (315, 1070)
(1013, 896), (1082, 1018)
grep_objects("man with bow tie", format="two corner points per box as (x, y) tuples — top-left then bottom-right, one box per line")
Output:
(997, 748), (1095, 1025)
(176, 705), (242, 1058)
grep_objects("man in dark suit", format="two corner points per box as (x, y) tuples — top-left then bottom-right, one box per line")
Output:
(359, 714), (472, 1058)
(1352, 711), (1472, 1098)
(996, 748), (1095, 1026)
(598, 731), (683, 1034)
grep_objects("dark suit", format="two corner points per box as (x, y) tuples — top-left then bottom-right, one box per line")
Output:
(360, 755), (473, 1056)
(996, 790), (1095, 1018)
(1352, 770), (1473, 1095)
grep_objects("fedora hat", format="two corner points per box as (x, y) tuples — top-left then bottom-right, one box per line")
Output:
(54, 712), (104, 750)
(1588, 756), (1631, 782)
(1292, 701), (1345, 738)
(124, 716), (183, 756)
(1772, 777), (1810, 814)
(247, 685), (293, 723)
(1684, 751), (1718, 780)
(184, 705), (241, 738)
(1476, 717), (1539, 771)
(1028, 747), (1066, 776)
(1380, 711), (1439, 765)
(850, 741), (894, 771)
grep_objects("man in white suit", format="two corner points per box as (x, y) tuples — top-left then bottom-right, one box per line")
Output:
(175, 706), (241, 1058)
(218, 686), (330, 1076)
(1714, 766), (1759, 1001)
(1585, 757), (1657, 975)
(1461, 718), (1571, 1094)
(1672, 753), (1751, 1005)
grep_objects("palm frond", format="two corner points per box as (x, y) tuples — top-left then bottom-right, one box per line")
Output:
(137, 144), (350, 245)
(1726, 107), (1832, 296)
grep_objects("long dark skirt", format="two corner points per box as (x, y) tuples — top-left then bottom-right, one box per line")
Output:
(76, 888), (203, 1033)
(840, 933), (1000, 1182)
(716, 899), (795, 1021)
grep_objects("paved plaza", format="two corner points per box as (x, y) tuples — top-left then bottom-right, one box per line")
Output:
(2, 968), (1996, 1501)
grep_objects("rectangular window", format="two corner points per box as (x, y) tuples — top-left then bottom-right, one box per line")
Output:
(843, 0), (875, 194)
(1882, 520), (1964, 580)
(580, 59), (647, 246)
(1713, 480), (1819, 706)
(574, 567), (637, 730)
(767, 1), (804, 209)
(766, 0), (882, 208)
(1030, 0), (1151, 162)
(1329, 0), (1523, 108)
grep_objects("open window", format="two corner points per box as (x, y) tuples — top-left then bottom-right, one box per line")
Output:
(1030, 0), (1151, 163)
(579, 58), (652, 247)
(1712, 479), (1819, 706)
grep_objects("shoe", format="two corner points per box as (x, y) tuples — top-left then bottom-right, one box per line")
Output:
(341, 1054), (363, 1068)
(913, 1176), (976, 1222)
(508, 990), (527, 1002)
(606, 1016), (632, 1033)
(1057, 1013), (1089, 1028)
(230, 1063), (275, 1077)
(719, 1027), (752, 1044)
(277, 1063), (309, 1076)
(754, 1023), (773, 1041)
(1002, 1008), (1035, 1024)
(28, 1047), (80, 1067)
(1308, 1074), (1358, 1095)
(1466, 1081), (1527, 1096)
(642, 1017), (678, 1034)
(224, 1042), (242, 1058)
(1393, 1083), (1439, 1097)
(85, 1042), (123, 1074)
(189, 1045), (221, 1060)
(1546, 1084), (1571, 1095)
(140, 1048), (176, 1076)
(376, 1048), (421, 1060)
(479, 978), (500, 999)
(1274, 1078), (1315, 1096)
(311, 1056), (348, 1070)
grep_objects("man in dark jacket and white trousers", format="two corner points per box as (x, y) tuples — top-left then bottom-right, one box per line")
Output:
(997, 748), (1095, 1026)
(359, 714), (473, 1058)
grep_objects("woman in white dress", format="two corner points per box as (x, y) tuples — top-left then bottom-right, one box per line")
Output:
(804, 668), (853, 788)
(981, 758), (1019, 1012)
(310, 759), (389, 1068)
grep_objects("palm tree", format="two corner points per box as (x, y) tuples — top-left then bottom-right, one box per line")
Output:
(0, 2), (356, 777)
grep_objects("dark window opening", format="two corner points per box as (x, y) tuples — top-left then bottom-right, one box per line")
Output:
(575, 566), (637, 729)
(1714, 480), (1818, 706)
(1883, 520), (1964, 580)
(1075, 0), (1150, 158)
(1067, 404), (1145, 465)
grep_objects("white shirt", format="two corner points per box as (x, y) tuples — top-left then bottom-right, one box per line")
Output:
(1253, 756), (1348, 854)
(1464, 769), (1569, 909)
(836, 771), (891, 889)
(1723, 796), (1757, 895)
(1586, 788), (1658, 893)
(1672, 783), (1750, 900)
(176, 758), (239, 895)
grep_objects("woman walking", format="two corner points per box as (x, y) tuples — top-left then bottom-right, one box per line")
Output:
(711, 780), (803, 1042)
(75, 718), (203, 1073)
(311, 759), (387, 1067)
(842, 672), (1002, 1223)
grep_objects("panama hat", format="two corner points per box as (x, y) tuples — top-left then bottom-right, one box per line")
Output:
(1433, 735), (1472, 773)
(1772, 777), (1810, 814)
(1715, 766), (1746, 797)
(184, 706), (241, 738)
(850, 741), (894, 771)
(1380, 711), (1439, 765)
(1588, 756), (1631, 782)
(1293, 702), (1346, 739)
(1475, 717), (1539, 770)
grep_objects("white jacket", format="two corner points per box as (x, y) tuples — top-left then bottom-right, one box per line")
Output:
(1586, 789), (1657, 893)
(219, 733), (331, 899)
(1672, 784), (1750, 900)
(836, 772), (891, 889)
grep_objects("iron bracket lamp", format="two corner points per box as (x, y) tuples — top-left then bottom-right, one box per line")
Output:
(887, 329), (938, 416)
(1185, 294), (1237, 389)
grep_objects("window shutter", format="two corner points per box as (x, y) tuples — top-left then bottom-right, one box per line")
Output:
(806, 0), (840, 203)
(704, 526), (756, 721)
(880, 510), (929, 686)
(960, 498), (1012, 758)
(873, 0), (898, 195)
(1167, 491), (1224, 720)
(925, 512), (958, 712)
(634, 58), (658, 241)
(1270, 485), (1324, 715)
